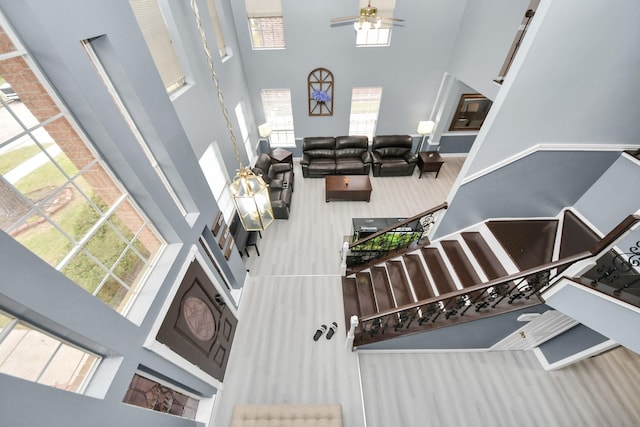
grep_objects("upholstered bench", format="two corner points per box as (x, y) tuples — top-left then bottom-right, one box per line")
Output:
(231, 404), (342, 427)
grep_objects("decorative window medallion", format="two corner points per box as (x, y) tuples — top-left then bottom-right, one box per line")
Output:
(308, 68), (334, 116)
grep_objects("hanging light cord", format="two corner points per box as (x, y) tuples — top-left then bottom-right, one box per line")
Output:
(190, 0), (244, 170)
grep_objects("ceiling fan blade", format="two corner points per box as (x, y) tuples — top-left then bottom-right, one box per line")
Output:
(379, 16), (405, 22)
(330, 15), (360, 23)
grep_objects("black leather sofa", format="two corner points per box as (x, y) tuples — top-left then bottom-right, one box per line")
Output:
(301, 136), (371, 178)
(371, 135), (417, 177)
(252, 153), (294, 219)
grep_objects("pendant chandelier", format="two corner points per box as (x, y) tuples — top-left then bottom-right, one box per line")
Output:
(190, 0), (274, 231)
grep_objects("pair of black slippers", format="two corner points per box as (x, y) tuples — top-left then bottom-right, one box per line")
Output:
(313, 322), (338, 341)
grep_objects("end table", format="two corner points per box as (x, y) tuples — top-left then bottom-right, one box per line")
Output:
(417, 152), (444, 179)
(269, 147), (293, 167)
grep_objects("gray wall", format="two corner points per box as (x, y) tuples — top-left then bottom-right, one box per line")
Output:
(360, 305), (550, 350)
(436, 150), (620, 238)
(537, 324), (608, 365)
(0, 0), (246, 425)
(228, 0), (471, 138)
(463, 0), (640, 176)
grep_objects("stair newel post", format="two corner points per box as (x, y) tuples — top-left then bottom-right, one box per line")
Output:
(346, 315), (359, 351)
(340, 241), (349, 276)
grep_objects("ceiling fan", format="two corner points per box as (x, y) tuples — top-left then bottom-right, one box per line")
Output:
(330, 1), (404, 30)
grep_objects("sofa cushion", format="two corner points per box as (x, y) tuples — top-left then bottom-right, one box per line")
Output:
(335, 147), (366, 158)
(305, 149), (335, 159)
(375, 147), (409, 158)
(254, 153), (273, 172)
(335, 159), (369, 174)
(303, 137), (336, 151)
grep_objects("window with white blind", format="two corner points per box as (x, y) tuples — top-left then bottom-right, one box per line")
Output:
(130, 0), (185, 93)
(234, 102), (256, 165)
(206, 0), (231, 59)
(349, 87), (383, 140)
(356, 0), (394, 46)
(260, 89), (295, 147)
(245, 0), (285, 49)
(199, 143), (234, 223)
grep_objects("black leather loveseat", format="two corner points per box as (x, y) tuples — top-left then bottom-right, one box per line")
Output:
(371, 135), (417, 177)
(252, 153), (294, 219)
(301, 136), (371, 178)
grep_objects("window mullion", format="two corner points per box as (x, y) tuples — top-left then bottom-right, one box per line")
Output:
(55, 193), (128, 271)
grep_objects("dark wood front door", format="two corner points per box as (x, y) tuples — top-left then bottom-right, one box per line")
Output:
(157, 259), (237, 382)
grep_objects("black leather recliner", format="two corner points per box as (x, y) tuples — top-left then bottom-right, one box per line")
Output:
(300, 137), (336, 178)
(252, 153), (294, 219)
(371, 135), (417, 177)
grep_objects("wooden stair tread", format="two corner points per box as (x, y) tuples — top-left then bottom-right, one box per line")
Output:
(355, 272), (377, 316)
(370, 266), (395, 311)
(421, 247), (457, 294)
(558, 210), (600, 262)
(486, 219), (558, 270)
(403, 254), (436, 300)
(341, 277), (361, 333)
(385, 261), (413, 306)
(461, 232), (508, 279)
(441, 240), (482, 288)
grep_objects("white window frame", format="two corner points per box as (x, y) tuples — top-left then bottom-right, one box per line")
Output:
(199, 143), (235, 223)
(0, 310), (101, 394)
(349, 87), (383, 141)
(234, 102), (256, 165)
(260, 89), (295, 147)
(245, 0), (285, 49)
(129, 0), (186, 93)
(206, 0), (232, 59)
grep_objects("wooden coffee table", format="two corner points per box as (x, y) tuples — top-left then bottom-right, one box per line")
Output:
(325, 175), (372, 202)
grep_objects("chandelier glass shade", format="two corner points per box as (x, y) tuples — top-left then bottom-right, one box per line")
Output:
(229, 167), (275, 231)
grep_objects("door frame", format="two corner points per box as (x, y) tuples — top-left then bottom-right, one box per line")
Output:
(144, 245), (239, 388)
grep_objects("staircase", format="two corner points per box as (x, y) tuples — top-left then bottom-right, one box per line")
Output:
(341, 209), (639, 348)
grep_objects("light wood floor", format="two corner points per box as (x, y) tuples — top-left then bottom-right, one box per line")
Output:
(210, 157), (640, 427)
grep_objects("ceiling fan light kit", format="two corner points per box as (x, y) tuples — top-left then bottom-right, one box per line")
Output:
(330, 1), (404, 29)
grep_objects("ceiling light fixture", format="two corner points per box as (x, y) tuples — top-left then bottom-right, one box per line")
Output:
(190, 0), (274, 231)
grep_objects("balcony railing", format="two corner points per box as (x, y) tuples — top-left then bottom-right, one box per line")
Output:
(345, 202), (447, 272)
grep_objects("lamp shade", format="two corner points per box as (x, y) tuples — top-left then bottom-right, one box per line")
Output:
(417, 120), (435, 135)
(229, 167), (275, 231)
(258, 123), (272, 138)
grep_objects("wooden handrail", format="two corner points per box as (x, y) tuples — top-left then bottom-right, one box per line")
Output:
(589, 214), (640, 255)
(349, 202), (448, 249)
(358, 213), (640, 324)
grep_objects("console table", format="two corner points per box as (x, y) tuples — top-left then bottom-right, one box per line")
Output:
(417, 152), (444, 179)
(325, 175), (372, 202)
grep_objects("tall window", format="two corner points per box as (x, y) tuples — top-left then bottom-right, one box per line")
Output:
(260, 89), (295, 147)
(349, 87), (383, 140)
(245, 0), (285, 49)
(199, 143), (234, 223)
(207, 0), (231, 59)
(0, 25), (164, 314)
(0, 310), (101, 394)
(130, 0), (186, 93)
(235, 102), (255, 165)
